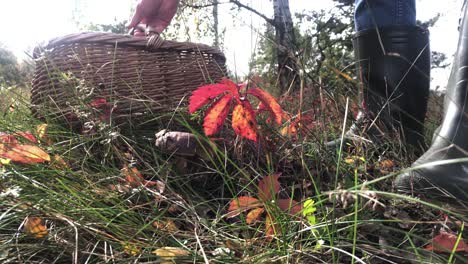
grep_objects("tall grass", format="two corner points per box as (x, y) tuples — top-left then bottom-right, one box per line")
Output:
(1, 60), (467, 264)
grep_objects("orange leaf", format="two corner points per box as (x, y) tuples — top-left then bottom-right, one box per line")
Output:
(203, 94), (232, 136)
(232, 101), (258, 141)
(424, 231), (468, 252)
(24, 217), (48, 238)
(226, 196), (261, 218)
(258, 174), (280, 201)
(247, 88), (283, 125)
(189, 83), (230, 113)
(265, 213), (279, 241)
(246, 208), (265, 224)
(276, 199), (302, 215)
(121, 166), (145, 187)
(2, 144), (50, 164)
(330, 66), (353, 81)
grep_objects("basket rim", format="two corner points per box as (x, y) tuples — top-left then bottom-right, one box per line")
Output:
(34, 31), (225, 58)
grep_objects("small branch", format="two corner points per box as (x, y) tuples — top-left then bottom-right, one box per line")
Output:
(182, 0), (227, 9)
(229, 0), (275, 26)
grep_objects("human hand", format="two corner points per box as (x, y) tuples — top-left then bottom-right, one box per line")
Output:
(127, 0), (179, 36)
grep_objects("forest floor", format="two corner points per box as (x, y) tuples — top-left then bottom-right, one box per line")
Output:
(1, 81), (467, 264)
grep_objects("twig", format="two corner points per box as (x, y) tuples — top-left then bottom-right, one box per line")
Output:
(229, 0), (275, 26)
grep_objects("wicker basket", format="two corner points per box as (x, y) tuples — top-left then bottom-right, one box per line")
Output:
(31, 32), (227, 128)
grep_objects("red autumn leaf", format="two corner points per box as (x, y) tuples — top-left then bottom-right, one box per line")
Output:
(226, 196), (261, 218)
(247, 88), (283, 125)
(1, 134), (50, 164)
(246, 207), (265, 224)
(0, 134), (18, 145)
(424, 231), (468, 252)
(16, 132), (38, 143)
(276, 199), (302, 215)
(220, 79), (240, 102)
(258, 174), (281, 201)
(203, 94), (233, 136)
(189, 84), (230, 113)
(232, 100), (258, 141)
(90, 98), (107, 108)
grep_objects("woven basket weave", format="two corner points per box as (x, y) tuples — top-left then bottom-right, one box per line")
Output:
(31, 32), (227, 127)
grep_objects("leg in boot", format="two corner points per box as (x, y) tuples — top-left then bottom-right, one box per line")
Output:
(395, 1), (468, 204)
(326, 0), (430, 153)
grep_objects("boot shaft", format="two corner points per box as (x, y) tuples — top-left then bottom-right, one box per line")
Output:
(353, 26), (431, 149)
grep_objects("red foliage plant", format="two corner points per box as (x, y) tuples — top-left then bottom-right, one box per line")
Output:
(188, 79), (283, 141)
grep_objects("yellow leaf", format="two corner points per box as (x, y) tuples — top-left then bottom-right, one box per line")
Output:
(265, 213), (279, 241)
(24, 217), (48, 238)
(123, 243), (141, 256)
(344, 156), (366, 165)
(0, 158), (10, 165)
(153, 247), (190, 261)
(152, 219), (179, 233)
(246, 208), (265, 224)
(36, 124), (53, 145)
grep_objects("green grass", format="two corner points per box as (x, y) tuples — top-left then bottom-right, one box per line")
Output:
(1, 78), (468, 264)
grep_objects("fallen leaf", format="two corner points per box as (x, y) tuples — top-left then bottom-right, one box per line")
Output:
(24, 217), (48, 238)
(226, 196), (261, 218)
(247, 88), (283, 124)
(246, 208), (265, 224)
(16, 132), (37, 143)
(276, 199), (302, 215)
(425, 231), (468, 252)
(203, 94), (232, 136)
(344, 156), (366, 165)
(152, 219), (179, 232)
(50, 155), (69, 170)
(258, 174), (281, 201)
(378, 159), (395, 172)
(90, 98), (107, 108)
(121, 166), (145, 187)
(123, 243), (141, 256)
(265, 213), (278, 241)
(330, 66), (353, 81)
(153, 247), (190, 261)
(36, 124), (53, 145)
(2, 144), (50, 164)
(232, 101), (258, 141)
(0, 158), (11, 166)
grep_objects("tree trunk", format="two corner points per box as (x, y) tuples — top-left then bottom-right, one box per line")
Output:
(212, 0), (220, 48)
(272, 0), (299, 95)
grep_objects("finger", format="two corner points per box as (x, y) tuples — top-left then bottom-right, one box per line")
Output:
(127, 5), (144, 29)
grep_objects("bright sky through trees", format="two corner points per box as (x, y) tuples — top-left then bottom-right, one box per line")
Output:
(0, 0), (462, 90)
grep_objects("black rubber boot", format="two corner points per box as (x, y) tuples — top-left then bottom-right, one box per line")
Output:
(326, 26), (431, 153)
(395, 1), (468, 204)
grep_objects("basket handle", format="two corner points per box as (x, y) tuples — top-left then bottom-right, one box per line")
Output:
(128, 24), (164, 50)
